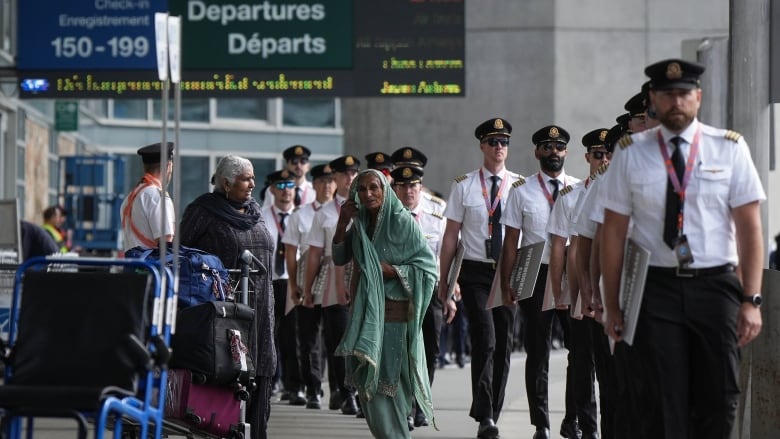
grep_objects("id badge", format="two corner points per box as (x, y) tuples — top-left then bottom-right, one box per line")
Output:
(485, 239), (493, 260)
(673, 234), (694, 266)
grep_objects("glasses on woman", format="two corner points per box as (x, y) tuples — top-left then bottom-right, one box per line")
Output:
(275, 181), (296, 190)
(290, 157), (309, 165)
(539, 142), (567, 153)
(590, 150), (609, 160)
(483, 138), (510, 147)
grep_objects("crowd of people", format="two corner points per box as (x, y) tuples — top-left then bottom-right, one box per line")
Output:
(115, 57), (767, 439)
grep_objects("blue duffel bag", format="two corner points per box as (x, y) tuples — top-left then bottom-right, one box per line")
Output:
(125, 244), (233, 309)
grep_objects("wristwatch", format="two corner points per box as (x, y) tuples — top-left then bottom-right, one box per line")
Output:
(741, 294), (762, 308)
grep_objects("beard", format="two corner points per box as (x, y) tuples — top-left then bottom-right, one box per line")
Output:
(658, 109), (695, 132)
(540, 155), (564, 173)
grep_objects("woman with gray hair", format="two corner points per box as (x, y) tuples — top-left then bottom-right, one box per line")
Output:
(180, 155), (276, 439)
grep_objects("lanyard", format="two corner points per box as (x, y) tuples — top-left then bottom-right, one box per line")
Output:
(657, 129), (701, 234)
(270, 206), (290, 235)
(121, 173), (163, 248)
(478, 169), (508, 237)
(297, 184), (309, 202)
(536, 173), (565, 210)
(584, 177), (590, 189)
(312, 201), (322, 212)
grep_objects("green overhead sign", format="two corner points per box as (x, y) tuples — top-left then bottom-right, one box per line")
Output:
(55, 101), (79, 132)
(171, 0), (353, 69)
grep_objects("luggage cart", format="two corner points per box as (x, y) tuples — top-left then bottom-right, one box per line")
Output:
(162, 249), (263, 439)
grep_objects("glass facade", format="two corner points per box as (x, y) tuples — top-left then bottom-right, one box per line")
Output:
(216, 99), (268, 121)
(283, 98), (336, 127)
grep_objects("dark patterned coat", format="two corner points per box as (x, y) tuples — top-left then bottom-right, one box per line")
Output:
(179, 199), (276, 378)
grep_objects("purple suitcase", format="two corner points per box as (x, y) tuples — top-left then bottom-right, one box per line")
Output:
(165, 368), (241, 437)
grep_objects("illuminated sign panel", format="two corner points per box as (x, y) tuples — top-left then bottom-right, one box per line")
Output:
(17, 0), (465, 98)
(170, 1), (353, 69)
(17, 0), (162, 70)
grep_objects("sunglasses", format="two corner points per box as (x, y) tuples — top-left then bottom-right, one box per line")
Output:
(539, 142), (567, 153)
(289, 157), (309, 165)
(274, 181), (296, 190)
(483, 138), (510, 147)
(590, 150), (609, 160)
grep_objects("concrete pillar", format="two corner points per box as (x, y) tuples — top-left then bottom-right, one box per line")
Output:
(729, 1), (774, 438)
(697, 37), (729, 128)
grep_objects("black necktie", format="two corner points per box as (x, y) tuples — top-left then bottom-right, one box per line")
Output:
(275, 212), (288, 276)
(663, 137), (685, 249)
(549, 179), (560, 204)
(294, 187), (302, 206)
(490, 175), (502, 261)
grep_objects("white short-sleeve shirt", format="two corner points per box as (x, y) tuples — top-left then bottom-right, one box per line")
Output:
(443, 167), (522, 262)
(602, 120), (766, 267)
(282, 200), (323, 255)
(120, 184), (175, 251)
(546, 180), (586, 239)
(502, 171), (580, 264)
(261, 205), (295, 280)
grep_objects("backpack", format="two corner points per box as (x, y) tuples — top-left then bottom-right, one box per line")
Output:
(125, 244), (233, 309)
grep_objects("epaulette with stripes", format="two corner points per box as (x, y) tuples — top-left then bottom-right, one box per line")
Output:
(559, 185), (574, 196)
(428, 195), (445, 206)
(588, 171), (598, 181)
(597, 163), (610, 175)
(724, 130), (742, 143)
(454, 175), (467, 183)
(430, 211), (444, 220)
(511, 177), (527, 188)
(617, 134), (633, 149)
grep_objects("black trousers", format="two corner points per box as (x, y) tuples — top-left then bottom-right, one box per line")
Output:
(635, 270), (742, 439)
(273, 279), (302, 393)
(248, 375), (272, 439)
(570, 317), (598, 433)
(458, 260), (516, 422)
(322, 303), (350, 396)
(518, 264), (576, 428)
(612, 336), (661, 439)
(422, 294), (443, 383)
(297, 304), (324, 396)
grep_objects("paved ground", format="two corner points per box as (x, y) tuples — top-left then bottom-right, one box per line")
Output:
(269, 350), (570, 438)
(12, 350), (573, 438)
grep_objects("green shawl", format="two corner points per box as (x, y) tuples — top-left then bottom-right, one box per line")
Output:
(334, 169), (439, 423)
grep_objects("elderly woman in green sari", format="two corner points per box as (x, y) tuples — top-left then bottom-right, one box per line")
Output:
(333, 169), (438, 438)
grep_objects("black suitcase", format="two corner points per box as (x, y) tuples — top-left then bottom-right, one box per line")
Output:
(169, 301), (256, 385)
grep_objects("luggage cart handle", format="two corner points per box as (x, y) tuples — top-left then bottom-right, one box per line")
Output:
(238, 250), (266, 306)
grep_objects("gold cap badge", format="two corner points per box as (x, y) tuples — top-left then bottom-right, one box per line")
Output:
(376, 153), (384, 163)
(403, 148), (412, 159)
(323, 165), (332, 173)
(281, 170), (290, 179)
(294, 146), (303, 156)
(549, 127), (560, 138)
(494, 119), (504, 129)
(402, 167), (412, 178)
(666, 62), (682, 79)
(599, 130), (607, 142)
(345, 156), (354, 166)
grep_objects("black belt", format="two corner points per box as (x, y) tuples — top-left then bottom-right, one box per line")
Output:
(462, 259), (497, 271)
(647, 263), (735, 278)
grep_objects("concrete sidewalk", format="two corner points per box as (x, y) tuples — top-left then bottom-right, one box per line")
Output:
(12, 350), (571, 438)
(268, 350), (570, 438)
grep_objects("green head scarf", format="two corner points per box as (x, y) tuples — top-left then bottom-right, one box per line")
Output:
(335, 169), (438, 422)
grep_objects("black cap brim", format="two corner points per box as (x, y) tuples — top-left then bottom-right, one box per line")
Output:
(651, 81), (699, 91)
